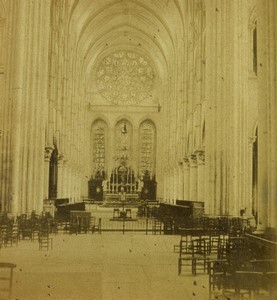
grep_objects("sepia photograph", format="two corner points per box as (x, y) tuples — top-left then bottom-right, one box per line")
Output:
(0, 0), (276, 299)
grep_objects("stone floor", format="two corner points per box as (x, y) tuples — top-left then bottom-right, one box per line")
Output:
(0, 233), (209, 300)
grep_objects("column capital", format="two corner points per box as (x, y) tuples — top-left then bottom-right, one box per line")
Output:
(249, 135), (257, 145)
(44, 146), (54, 162)
(189, 154), (198, 168)
(58, 154), (65, 166)
(183, 157), (190, 168)
(178, 159), (183, 167)
(196, 150), (205, 165)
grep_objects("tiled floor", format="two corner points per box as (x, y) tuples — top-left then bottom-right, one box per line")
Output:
(0, 233), (209, 300)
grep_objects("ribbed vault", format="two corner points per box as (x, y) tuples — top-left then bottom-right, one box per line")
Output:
(67, 0), (184, 102)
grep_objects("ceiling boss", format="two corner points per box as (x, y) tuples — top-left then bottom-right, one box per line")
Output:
(96, 51), (154, 105)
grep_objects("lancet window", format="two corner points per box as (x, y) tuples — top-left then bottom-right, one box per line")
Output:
(92, 120), (107, 176)
(139, 120), (156, 178)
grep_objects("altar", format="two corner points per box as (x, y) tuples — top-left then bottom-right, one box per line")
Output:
(104, 192), (139, 206)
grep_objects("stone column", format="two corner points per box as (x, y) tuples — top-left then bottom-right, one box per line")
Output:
(9, 1), (27, 213)
(183, 158), (190, 199)
(189, 155), (198, 201)
(165, 173), (169, 202)
(169, 169), (174, 203)
(257, 0), (277, 229)
(196, 150), (205, 202)
(66, 163), (72, 202)
(164, 168), (170, 202)
(44, 146), (54, 199)
(205, 0), (249, 216)
(178, 161), (184, 200)
(247, 137), (257, 218)
(173, 167), (178, 203)
(62, 159), (69, 198)
(57, 154), (64, 198)
(133, 126), (139, 176)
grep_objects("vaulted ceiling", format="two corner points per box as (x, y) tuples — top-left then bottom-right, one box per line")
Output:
(69, 0), (184, 76)
(65, 0), (185, 107)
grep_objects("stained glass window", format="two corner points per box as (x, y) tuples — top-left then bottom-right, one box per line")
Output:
(115, 120), (132, 165)
(139, 121), (156, 177)
(92, 120), (106, 175)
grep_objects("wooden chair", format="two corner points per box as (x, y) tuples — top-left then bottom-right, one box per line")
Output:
(226, 237), (252, 271)
(178, 239), (207, 275)
(50, 219), (58, 235)
(61, 221), (70, 233)
(230, 271), (264, 299)
(12, 223), (19, 246)
(69, 215), (79, 234)
(113, 209), (120, 219)
(178, 239), (194, 275)
(191, 238), (212, 275)
(217, 235), (229, 259)
(38, 222), (52, 250)
(0, 262), (16, 299)
(163, 217), (174, 235)
(31, 220), (41, 241)
(125, 209), (132, 219)
(91, 217), (101, 234)
(207, 259), (228, 300)
(1, 225), (7, 246)
(78, 215), (90, 233)
(3, 224), (13, 247)
(152, 219), (162, 235)
(176, 229), (204, 265)
(20, 220), (33, 240)
(38, 235), (53, 251)
(263, 271), (277, 298)
(175, 232), (199, 253)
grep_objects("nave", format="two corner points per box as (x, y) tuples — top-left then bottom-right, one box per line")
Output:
(0, 204), (276, 300)
(0, 233), (208, 300)
(1, 0), (277, 298)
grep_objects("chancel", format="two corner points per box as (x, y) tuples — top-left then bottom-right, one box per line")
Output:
(0, 0), (276, 299)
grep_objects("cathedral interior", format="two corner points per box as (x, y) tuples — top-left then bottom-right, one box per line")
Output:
(0, 0), (276, 299)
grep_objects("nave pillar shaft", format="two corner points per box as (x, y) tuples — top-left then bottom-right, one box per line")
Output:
(5, 0), (51, 213)
(183, 158), (190, 200)
(8, 1), (27, 213)
(62, 160), (69, 198)
(44, 147), (54, 199)
(196, 151), (205, 202)
(177, 162), (184, 200)
(189, 155), (198, 201)
(205, 0), (249, 216)
(164, 168), (170, 202)
(258, 0), (277, 229)
(169, 169), (174, 203)
(57, 155), (64, 198)
(247, 138), (257, 218)
(173, 167), (178, 203)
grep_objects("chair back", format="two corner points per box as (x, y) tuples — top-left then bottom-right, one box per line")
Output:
(0, 262), (16, 299)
